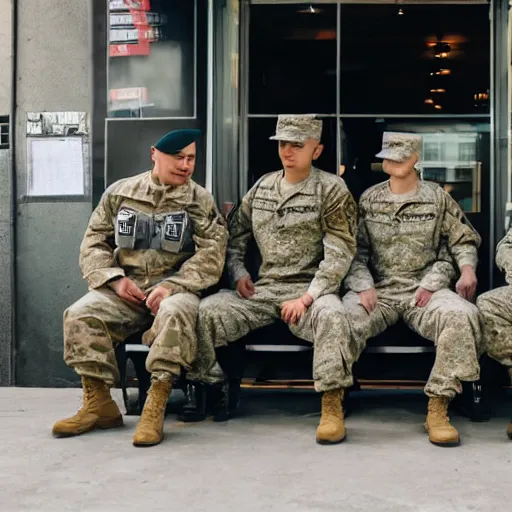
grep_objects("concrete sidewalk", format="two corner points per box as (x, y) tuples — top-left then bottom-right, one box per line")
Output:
(0, 387), (510, 512)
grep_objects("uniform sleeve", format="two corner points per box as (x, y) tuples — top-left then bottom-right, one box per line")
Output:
(226, 184), (259, 285)
(418, 241), (456, 292)
(343, 214), (376, 293)
(306, 186), (357, 300)
(79, 189), (125, 290)
(441, 191), (481, 271)
(161, 198), (228, 294)
(496, 228), (512, 284)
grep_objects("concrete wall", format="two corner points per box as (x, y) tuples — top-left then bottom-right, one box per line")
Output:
(0, 0), (11, 115)
(15, 0), (91, 386)
(0, 0), (13, 386)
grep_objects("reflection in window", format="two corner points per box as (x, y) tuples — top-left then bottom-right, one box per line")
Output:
(459, 142), (477, 162)
(424, 142), (446, 162)
(107, 0), (196, 118)
(339, 119), (487, 213)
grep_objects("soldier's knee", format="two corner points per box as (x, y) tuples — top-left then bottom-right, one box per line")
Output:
(198, 295), (224, 323)
(313, 304), (348, 331)
(476, 294), (493, 316)
(64, 300), (88, 325)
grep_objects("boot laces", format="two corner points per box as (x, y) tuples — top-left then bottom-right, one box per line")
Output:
(428, 398), (451, 424)
(322, 390), (343, 420)
(140, 381), (171, 425)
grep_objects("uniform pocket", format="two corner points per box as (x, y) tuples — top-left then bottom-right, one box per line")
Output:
(115, 208), (137, 249)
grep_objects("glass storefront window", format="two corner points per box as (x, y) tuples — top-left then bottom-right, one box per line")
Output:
(340, 4), (490, 115)
(339, 118), (489, 215)
(107, 0), (196, 118)
(249, 4), (337, 114)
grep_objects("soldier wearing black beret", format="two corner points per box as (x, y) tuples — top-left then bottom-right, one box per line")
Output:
(52, 129), (228, 447)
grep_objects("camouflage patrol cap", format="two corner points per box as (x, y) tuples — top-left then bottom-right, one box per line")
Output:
(269, 114), (323, 143)
(376, 132), (422, 162)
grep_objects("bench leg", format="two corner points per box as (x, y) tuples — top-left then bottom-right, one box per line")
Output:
(114, 343), (131, 414)
(453, 380), (491, 422)
(129, 352), (151, 415)
(177, 383), (208, 422)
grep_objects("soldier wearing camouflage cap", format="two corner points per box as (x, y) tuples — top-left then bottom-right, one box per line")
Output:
(476, 229), (512, 440)
(52, 129), (228, 447)
(340, 131), (482, 446)
(194, 114), (358, 444)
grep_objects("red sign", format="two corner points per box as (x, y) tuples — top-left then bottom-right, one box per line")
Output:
(109, 42), (150, 57)
(109, 0), (151, 11)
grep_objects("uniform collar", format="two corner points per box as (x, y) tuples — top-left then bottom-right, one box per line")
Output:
(146, 171), (192, 199)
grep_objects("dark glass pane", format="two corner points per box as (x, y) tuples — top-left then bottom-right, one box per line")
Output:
(249, 4), (337, 114)
(248, 117), (337, 186)
(340, 4), (490, 115)
(108, 0), (195, 118)
(339, 117), (491, 292)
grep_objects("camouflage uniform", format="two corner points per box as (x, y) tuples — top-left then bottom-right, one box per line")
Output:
(64, 170), (228, 386)
(476, 228), (512, 371)
(196, 115), (358, 393)
(342, 178), (482, 398)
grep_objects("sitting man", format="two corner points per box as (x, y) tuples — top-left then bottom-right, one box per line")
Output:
(196, 114), (358, 445)
(342, 132), (482, 447)
(476, 228), (512, 440)
(52, 129), (228, 447)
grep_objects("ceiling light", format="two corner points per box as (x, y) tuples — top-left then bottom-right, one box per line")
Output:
(297, 4), (321, 14)
(434, 104), (443, 110)
(474, 91), (489, 101)
(424, 98), (434, 105)
(434, 42), (451, 59)
(430, 88), (446, 93)
(431, 69), (451, 76)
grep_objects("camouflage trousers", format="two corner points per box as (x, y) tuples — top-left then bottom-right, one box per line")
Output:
(341, 288), (481, 398)
(195, 282), (367, 392)
(476, 286), (512, 370)
(64, 287), (200, 387)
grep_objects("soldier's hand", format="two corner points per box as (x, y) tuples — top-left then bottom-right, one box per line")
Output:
(415, 287), (434, 308)
(146, 286), (171, 315)
(281, 297), (308, 325)
(236, 275), (255, 299)
(456, 266), (478, 302)
(358, 288), (377, 314)
(109, 277), (146, 306)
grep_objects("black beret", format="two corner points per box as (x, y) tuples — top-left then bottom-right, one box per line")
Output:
(154, 129), (202, 155)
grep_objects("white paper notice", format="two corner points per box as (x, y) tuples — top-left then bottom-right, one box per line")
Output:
(28, 138), (85, 196)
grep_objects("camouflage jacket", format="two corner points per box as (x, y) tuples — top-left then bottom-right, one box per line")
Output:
(227, 168), (357, 300)
(496, 227), (512, 284)
(345, 180), (481, 293)
(79, 171), (228, 294)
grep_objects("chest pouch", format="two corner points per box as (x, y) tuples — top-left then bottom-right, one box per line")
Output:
(115, 208), (151, 249)
(160, 211), (195, 254)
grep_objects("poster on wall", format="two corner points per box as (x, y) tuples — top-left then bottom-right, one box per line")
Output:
(25, 112), (89, 199)
(27, 138), (85, 196)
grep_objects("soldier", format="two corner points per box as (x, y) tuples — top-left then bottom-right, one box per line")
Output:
(476, 230), (512, 440)
(195, 114), (358, 445)
(342, 132), (482, 447)
(52, 129), (228, 447)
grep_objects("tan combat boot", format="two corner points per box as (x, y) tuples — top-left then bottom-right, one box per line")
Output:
(132, 378), (172, 447)
(507, 421), (512, 440)
(52, 376), (123, 437)
(425, 397), (460, 447)
(316, 389), (346, 445)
